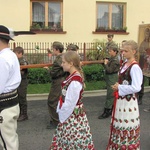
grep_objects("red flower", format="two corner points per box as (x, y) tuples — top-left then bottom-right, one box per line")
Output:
(133, 144), (138, 149)
(121, 145), (126, 150)
(115, 144), (118, 149)
(128, 145), (134, 150)
(53, 137), (57, 141)
(88, 144), (93, 149)
(137, 141), (140, 147)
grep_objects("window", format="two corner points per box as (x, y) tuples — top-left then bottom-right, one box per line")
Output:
(96, 2), (126, 32)
(30, 0), (63, 31)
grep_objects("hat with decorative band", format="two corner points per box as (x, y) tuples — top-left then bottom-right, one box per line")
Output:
(0, 25), (14, 41)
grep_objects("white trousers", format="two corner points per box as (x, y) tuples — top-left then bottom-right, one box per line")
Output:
(0, 104), (20, 150)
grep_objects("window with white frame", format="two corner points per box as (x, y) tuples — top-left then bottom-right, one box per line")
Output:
(30, 0), (63, 31)
(96, 2), (126, 31)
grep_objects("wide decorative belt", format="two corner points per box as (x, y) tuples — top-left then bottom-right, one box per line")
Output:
(118, 93), (137, 101)
(0, 90), (18, 111)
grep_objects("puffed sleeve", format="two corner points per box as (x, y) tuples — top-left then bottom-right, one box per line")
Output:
(118, 64), (143, 96)
(57, 81), (82, 123)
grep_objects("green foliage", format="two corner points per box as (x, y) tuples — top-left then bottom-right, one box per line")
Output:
(28, 64), (105, 84)
(28, 68), (51, 84)
(27, 65), (150, 94)
(30, 23), (41, 29)
(86, 39), (107, 61)
(82, 64), (105, 82)
(144, 76), (150, 86)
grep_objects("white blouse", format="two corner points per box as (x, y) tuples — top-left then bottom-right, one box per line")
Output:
(57, 81), (82, 123)
(118, 64), (143, 96)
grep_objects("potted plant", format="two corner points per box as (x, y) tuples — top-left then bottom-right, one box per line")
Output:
(95, 26), (127, 33)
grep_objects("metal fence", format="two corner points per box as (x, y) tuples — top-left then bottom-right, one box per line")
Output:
(10, 42), (121, 64)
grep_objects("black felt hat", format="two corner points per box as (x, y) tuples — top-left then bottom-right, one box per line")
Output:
(0, 25), (14, 40)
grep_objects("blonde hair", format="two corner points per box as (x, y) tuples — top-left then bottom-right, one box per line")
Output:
(63, 51), (84, 80)
(124, 40), (138, 51)
(124, 40), (139, 58)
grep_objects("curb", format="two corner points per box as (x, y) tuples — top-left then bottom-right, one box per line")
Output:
(27, 86), (150, 101)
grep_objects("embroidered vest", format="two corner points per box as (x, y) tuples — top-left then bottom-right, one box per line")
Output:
(59, 73), (84, 108)
(118, 62), (138, 101)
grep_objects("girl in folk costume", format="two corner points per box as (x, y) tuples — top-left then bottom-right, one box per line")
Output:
(107, 40), (143, 150)
(49, 51), (95, 150)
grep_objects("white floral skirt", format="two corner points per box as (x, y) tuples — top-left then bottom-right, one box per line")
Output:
(107, 96), (140, 150)
(49, 104), (95, 150)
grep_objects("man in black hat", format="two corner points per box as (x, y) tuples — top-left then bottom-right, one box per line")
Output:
(0, 25), (21, 150)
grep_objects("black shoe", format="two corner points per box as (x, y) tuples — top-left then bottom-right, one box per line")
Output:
(98, 112), (111, 119)
(138, 100), (142, 105)
(138, 95), (143, 105)
(17, 114), (28, 122)
(98, 108), (112, 119)
(138, 97), (142, 105)
(46, 121), (57, 129)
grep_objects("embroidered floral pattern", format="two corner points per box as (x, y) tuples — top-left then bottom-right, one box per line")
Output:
(50, 73), (95, 150)
(50, 108), (95, 150)
(107, 62), (140, 150)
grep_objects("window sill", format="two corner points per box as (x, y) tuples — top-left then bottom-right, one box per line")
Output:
(30, 29), (66, 34)
(93, 30), (129, 35)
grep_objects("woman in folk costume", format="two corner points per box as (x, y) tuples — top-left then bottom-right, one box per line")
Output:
(107, 40), (143, 150)
(49, 51), (95, 150)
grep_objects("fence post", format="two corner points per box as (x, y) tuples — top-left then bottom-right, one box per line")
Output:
(13, 42), (16, 50)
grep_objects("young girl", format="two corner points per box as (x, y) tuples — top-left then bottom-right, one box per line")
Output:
(49, 51), (95, 150)
(107, 40), (143, 150)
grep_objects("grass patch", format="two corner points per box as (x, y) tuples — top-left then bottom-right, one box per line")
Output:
(27, 81), (106, 94)
(85, 81), (106, 91)
(27, 83), (51, 94)
(27, 78), (149, 94)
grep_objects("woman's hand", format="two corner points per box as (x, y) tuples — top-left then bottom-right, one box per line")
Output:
(111, 82), (119, 91)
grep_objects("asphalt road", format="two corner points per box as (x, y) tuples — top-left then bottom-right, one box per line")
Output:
(0, 91), (150, 150)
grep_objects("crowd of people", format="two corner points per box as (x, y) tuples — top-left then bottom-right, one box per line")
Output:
(0, 24), (149, 150)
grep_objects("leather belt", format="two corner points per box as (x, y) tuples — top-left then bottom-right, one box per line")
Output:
(0, 90), (18, 111)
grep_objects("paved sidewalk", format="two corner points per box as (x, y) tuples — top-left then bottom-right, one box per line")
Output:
(17, 91), (150, 150)
(0, 88), (149, 150)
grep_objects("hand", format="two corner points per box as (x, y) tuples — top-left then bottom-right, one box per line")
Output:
(104, 59), (109, 65)
(43, 66), (49, 70)
(112, 82), (119, 91)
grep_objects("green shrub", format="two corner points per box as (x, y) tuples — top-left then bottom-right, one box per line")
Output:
(28, 68), (50, 84)
(82, 64), (104, 82)
(28, 64), (105, 84)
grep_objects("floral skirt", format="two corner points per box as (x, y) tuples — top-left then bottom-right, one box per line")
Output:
(49, 105), (95, 150)
(107, 96), (140, 150)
